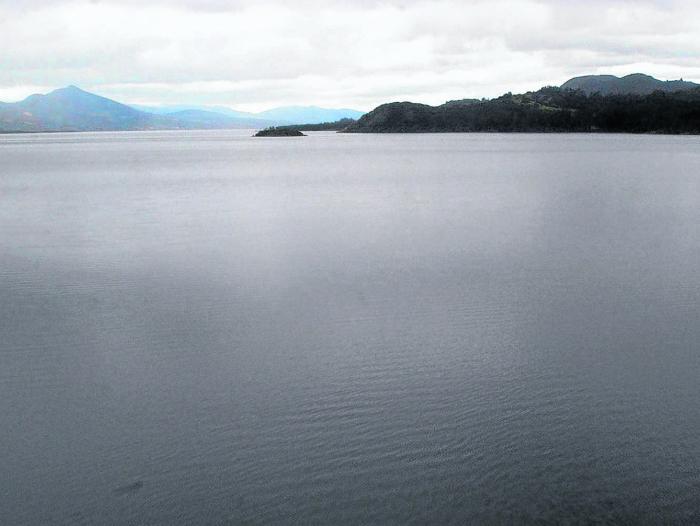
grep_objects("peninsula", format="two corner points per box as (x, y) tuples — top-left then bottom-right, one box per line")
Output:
(345, 74), (700, 134)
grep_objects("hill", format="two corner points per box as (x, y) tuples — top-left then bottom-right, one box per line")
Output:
(0, 86), (364, 132)
(0, 86), (169, 132)
(561, 73), (699, 95)
(164, 109), (274, 129)
(273, 118), (357, 132)
(131, 103), (255, 119)
(254, 106), (364, 125)
(0, 86), (272, 132)
(133, 104), (364, 126)
(344, 86), (700, 134)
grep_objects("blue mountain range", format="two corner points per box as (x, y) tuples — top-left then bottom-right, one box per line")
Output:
(0, 86), (364, 132)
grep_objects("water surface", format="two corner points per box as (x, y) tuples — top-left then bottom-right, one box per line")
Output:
(2, 131), (700, 524)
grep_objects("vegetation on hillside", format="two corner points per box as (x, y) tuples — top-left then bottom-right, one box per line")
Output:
(561, 73), (699, 96)
(254, 127), (306, 137)
(345, 87), (700, 134)
(273, 118), (357, 131)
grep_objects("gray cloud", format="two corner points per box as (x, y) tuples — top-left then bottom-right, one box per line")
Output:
(1, 0), (698, 111)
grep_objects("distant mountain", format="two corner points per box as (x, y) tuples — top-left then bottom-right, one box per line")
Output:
(134, 103), (365, 125)
(255, 106), (364, 125)
(131, 104), (257, 119)
(345, 86), (700, 134)
(0, 86), (365, 132)
(0, 86), (167, 132)
(562, 73), (699, 95)
(0, 86), (289, 132)
(164, 109), (275, 129)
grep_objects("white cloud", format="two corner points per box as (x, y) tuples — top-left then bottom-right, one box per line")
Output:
(0, 0), (699, 111)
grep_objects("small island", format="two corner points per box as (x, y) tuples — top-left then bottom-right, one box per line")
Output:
(254, 127), (306, 137)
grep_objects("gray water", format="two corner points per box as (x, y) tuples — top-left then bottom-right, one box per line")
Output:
(1, 130), (700, 525)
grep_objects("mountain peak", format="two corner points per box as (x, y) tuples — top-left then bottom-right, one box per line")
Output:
(52, 85), (89, 96)
(0, 84), (362, 131)
(623, 73), (653, 78)
(562, 73), (699, 95)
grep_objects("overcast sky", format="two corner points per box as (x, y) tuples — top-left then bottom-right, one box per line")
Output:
(1, 0), (699, 111)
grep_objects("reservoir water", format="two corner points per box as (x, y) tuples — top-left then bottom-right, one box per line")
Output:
(2, 131), (700, 524)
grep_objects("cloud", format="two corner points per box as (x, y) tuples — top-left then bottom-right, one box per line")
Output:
(1, 0), (699, 111)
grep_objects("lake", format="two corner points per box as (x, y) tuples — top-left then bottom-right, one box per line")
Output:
(2, 131), (700, 524)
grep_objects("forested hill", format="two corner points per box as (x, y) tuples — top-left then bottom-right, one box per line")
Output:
(343, 87), (700, 134)
(273, 118), (357, 131)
